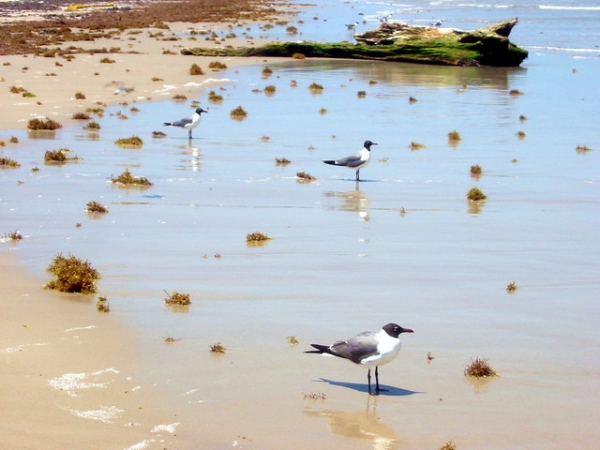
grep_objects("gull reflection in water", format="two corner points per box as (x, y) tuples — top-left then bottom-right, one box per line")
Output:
(178, 141), (201, 172)
(324, 181), (370, 221)
(305, 398), (399, 450)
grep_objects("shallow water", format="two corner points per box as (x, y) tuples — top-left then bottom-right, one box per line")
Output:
(1, 0), (600, 448)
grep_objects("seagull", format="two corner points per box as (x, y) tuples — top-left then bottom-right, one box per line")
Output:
(378, 13), (393, 23)
(306, 323), (414, 395)
(163, 107), (208, 139)
(323, 140), (377, 182)
(346, 21), (359, 30)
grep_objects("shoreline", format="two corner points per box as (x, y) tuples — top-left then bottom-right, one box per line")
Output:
(0, 20), (287, 131)
(0, 251), (181, 450)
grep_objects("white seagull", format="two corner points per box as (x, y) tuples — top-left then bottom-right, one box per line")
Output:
(323, 140), (377, 182)
(163, 107), (208, 139)
(306, 323), (414, 395)
(378, 13), (393, 23)
(346, 21), (359, 30)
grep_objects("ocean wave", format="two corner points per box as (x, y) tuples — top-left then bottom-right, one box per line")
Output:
(526, 45), (600, 53)
(429, 2), (514, 7)
(539, 5), (600, 11)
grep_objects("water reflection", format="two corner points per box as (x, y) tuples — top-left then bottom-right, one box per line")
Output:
(177, 142), (201, 172)
(275, 59), (523, 91)
(467, 200), (485, 215)
(324, 182), (370, 221)
(305, 398), (400, 450)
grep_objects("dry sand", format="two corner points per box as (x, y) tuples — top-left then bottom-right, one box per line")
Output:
(0, 18), (285, 131)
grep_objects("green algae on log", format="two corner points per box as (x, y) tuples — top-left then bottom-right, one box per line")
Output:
(181, 18), (527, 67)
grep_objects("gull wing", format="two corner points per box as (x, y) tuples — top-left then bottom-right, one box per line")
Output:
(330, 331), (379, 364)
(334, 152), (364, 168)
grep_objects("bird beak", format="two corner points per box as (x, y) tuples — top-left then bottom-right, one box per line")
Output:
(402, 328), (414, 333)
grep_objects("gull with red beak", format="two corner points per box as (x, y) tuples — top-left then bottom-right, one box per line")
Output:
(306, 323), (414, 395)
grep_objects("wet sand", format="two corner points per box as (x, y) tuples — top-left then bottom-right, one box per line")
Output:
(0, 252), (182, 450)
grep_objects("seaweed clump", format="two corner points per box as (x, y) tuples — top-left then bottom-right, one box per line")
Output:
(44, 253), (100, 294)
(44, 148), (79, 163)
(210, 342), (226, 354)
(164, 290), (191, 306)
(86, 201), (109, 214)
(246, 232), (272, 243)
(230, 106), (248, 120)
(115, 135), (143, 148)
(0, 157), (20, 168)
(3, 230), (23, 241)
(296, 171), (316, 183)
(28, 117), (62, 131)
(467, 187), (487, 201)
(464, 357), (497, 378)
(96, 296), (110, 312)
(111, 168), (153, 186)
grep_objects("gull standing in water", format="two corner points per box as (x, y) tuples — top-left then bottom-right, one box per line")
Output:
(163, 107), (208, 139)
(323, 140), (377, 182)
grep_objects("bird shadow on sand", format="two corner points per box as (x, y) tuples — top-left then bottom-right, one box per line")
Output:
(315, 378), (422, 397)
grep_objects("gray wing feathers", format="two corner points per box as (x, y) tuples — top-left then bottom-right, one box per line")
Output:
(166, 117), (192, 127)
(330, 332), (379, 364)
(334, 153), (363, 168)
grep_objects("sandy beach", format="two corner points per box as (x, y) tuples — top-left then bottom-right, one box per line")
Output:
(2, 0), (600, 449)
(0, 252), (192, 450)
(0, 16), (285, 131)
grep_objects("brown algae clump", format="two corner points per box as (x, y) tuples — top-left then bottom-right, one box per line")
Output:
(467, 187), (487, 201)
(115, 135), (143, 148)
(164, 290), (191, 306)
(96, 296), (110, 312)
(86, 201), (109, 214)
(470, 165), (482, 176)
(28, 117), (62, 131)
(296, 171), (316, 183)
(44, 148), (79, 164)
(464, 357), (497, 378)
(309, 82), (324, 93)
(275, 157), (291, 166)
(110, 168), (152, 187)
(3, 230), (23, 241)
(0, 157), (20, 168)
(210, 342), (226, 354)
(189, 63), (204, 75)
(246, 232), (272, 243)
(408, 141), (425, 151)
(44, 253), (100, 294)
(448, 130), (462, 141)
(230, 106), (248, 119)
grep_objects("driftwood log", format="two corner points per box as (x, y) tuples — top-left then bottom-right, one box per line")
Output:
(181, 18), (527, 67)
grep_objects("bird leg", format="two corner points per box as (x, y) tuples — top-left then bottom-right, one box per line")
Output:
(367, 368), (373, 395)
(375, 366), (388, 393)
(356, 169), (360, 182)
